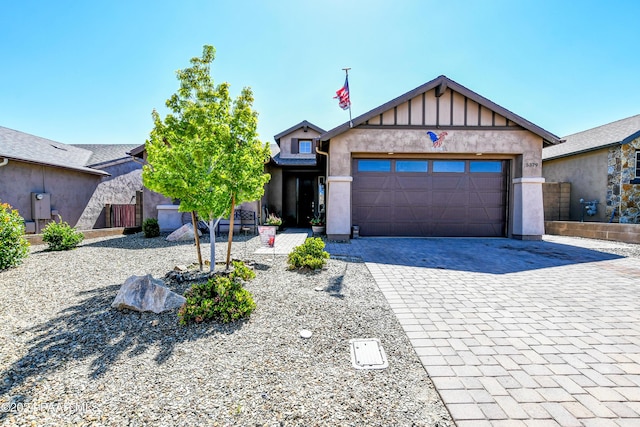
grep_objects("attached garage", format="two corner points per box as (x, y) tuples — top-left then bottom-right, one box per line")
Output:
(319, 75), (561, 241)
(352, 158), (507, 237)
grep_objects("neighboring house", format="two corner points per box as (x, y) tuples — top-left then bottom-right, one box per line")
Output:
(312, 75), (560, 240)
(0, 126), (142, 232)
(542, 114), (640, 223)
(265, 120), (326, 226)
(128, 144), (174, 227)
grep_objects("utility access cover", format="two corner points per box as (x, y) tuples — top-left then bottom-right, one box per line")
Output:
(349, 338), (388, 370)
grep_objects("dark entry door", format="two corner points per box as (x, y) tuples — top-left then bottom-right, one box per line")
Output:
(297, 177), (314, 226)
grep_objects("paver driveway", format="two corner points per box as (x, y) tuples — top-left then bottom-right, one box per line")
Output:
(326, 236), (640, 426)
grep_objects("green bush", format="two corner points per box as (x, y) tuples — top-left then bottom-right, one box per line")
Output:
(142, 218), (160, 238)
(0, 201), (30, 270)
(178, 260), (256, 325)
(287, 237), (329, 270)
(42, 216), (84, 251)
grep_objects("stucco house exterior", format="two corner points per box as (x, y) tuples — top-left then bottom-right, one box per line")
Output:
(0, 126), (142, 232)
(264, 120), (326, 226)
(132, 75), (560, 240)
(310, 75), (560, 240)
(542, 114), (640, 223)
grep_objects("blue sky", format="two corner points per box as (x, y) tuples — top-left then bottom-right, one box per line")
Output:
(1, 0), (639, 147)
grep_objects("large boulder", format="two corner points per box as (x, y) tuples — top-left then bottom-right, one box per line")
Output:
(111, 274), (186, 314)
(166, 222), (202, 242)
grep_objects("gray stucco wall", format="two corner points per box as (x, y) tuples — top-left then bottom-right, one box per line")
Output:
(0, 160), (101, 231)
(75, 160), (143, 230)
(0, 159), (143, 231)
(542, 149), (609, 222)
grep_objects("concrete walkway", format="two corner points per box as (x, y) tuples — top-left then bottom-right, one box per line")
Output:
(326, 236), (640, 426)
(253, 228), (310, 255)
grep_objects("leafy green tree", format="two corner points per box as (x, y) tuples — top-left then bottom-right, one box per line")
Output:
(143, 45), (270, 270)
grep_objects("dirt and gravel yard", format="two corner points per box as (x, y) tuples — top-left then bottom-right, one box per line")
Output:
(0, 233), (453, 426)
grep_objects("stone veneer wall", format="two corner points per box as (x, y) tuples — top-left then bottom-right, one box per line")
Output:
(608, 136), (640, 223)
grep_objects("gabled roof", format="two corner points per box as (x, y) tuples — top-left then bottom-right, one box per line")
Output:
(542, 114), (640, 161)
(0, 126), (109, 176)
(128, 143), (146, 158)
(73, 144), (141, 167)
(273, 120), (325, 145)
(320, 75), (561, 146)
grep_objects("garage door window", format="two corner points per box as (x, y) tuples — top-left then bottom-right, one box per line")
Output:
(470, 161), (502, 173)
(433, 160), (465, 173)
(396, 160), (428, 172)
(357, 159), (391, 172)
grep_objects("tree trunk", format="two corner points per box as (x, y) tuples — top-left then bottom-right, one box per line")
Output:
(209, 218), (215, 273)
(225, 194), (236, 270)
(209, 217), (223, 273)
(191, 211), (203, 271)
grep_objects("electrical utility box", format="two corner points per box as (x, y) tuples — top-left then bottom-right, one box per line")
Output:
(31, 193), (51, 220)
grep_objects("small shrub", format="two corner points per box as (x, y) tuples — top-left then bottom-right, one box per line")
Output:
(287, 237), (329, 270)
(142, 218), (160, 238)
(0, 201), (30, 270)
(178, 260), (256, 325)
(229, 259), (255, 282)
(42, 216), (84, 251)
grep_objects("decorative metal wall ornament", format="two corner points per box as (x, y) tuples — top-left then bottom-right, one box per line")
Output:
(427, 131), (448, 148)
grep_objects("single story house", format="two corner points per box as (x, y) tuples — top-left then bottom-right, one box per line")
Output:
(268, 75), (561, 240)
(0, 126), (142, 232)
(542, 114), (640, 223)
(133, 75), (560, 240)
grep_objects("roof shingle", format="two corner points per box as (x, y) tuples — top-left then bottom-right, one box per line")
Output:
(543, 114), (640, 160)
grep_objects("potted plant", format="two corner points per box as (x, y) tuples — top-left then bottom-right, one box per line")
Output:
(310, 215), (325, 235)
(265, 213), (282, 231)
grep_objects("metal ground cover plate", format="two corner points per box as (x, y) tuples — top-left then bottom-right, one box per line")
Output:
(349, 338), (388, 370)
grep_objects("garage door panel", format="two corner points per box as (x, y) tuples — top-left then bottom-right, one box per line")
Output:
(356, 191), (386, 205)
(352, 159), (506, 237)
(402, 192), (432, 206)
(396, 176), (430, 190)
(432, 191), (468, 205)
(432, 177), (467, 190)
(470, 193), (505, 206)
(394, 191), (434, 206)
(468, 207), (503, 220)
(359, 207), (394, 222)
(356, 176), (392, 190)
(468, 223), (504, 236)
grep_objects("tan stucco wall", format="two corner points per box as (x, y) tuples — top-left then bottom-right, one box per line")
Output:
(542, 149), (609, 222)
(328, 129), (542, 176)
(326, 128), (545, 239)
(278, 128), (321, 159)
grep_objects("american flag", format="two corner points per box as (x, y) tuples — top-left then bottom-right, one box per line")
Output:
(334, 76), (351, 110)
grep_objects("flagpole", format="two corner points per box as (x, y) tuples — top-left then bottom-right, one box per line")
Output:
(342, 67), (352, 127)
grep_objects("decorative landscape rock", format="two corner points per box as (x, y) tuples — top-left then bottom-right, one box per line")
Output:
(111, 274), (186, 313)
(166, 222), (202, 242)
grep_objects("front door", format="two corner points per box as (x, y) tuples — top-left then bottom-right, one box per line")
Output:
(297, 177), (314, 227)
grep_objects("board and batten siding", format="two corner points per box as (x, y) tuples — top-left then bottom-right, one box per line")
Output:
(363, 88), (518, 129)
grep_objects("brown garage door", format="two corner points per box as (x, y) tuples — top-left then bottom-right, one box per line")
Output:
(352, 159), (507, 237)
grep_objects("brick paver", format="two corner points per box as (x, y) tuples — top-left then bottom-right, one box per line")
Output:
(326, 236), (640, 425)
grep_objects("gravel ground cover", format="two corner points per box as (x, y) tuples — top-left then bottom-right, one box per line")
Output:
(0, 233), (453, 426)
